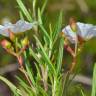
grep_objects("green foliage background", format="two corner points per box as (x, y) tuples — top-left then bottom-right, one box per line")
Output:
(0, 0), (96, 96)
(0, 0), (96, 72)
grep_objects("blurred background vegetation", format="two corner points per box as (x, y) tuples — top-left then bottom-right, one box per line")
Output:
(0, 0), (96, 96)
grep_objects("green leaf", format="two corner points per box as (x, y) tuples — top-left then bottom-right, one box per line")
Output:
(91, 63), (96, 96)
(16, 0), (32, 22)
(0, 75), (22, 95)
(19, 11), (24, 20)
(29, 47), (42, 66)
(33, 0), (36, 13)
(39, 24), (50, 44)
(37, 86), (48, 96)
(25, 64), (36, 86)
(38, 8), (42, 25)
(16, 76), (34, 95)
(80, 89), (86, 96)
(56, 37), (64, 75)
(34, 35), (56, 75)
(53, 11), (63, 44)
(35, 63), (42, 81)
(23, 49), (36, 86)
(41, 0), (48, 15)
(49, 23), (53, 41)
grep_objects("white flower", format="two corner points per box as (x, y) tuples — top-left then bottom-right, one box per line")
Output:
(62, 22), (96, 43)
(0, 20), (37, 37)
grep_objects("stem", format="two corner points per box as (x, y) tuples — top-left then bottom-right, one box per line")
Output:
(62, 72), (70, 96)
(52, 77), (56, 96)
(41, 65), (48, 91)
(33, 0), (36, 21)
(44, 68), (48, 91)
(19, 67), (32, 87)
(64, 38), (75, 57)
(69, 36), (78, 72)
(19, 66), (35, 92)
(69, 57), (76, 72)
(64, 45), (75, 57)
(22, 51), (36, 91)
(33, 0), (38, 36)
(75, 36), (78, 56)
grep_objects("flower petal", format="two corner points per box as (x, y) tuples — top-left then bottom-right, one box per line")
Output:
(10, 20), (35, 33)
(77, 22), (95, 40)
(0, 25), (10, 36)
(62, 22), (96, 43)
(62, 25), (77, 43)
(0, 20), (37, 37)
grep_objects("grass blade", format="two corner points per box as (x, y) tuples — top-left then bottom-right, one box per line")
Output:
(56, 37), (64, 75)
(41, 0), (48, 15)
(16, 0), (32, 22)
(0, 75), (22, 95)
(34, 35), (56, 75)
(53, 11), (63, 42)
(91, 63), (96, 96)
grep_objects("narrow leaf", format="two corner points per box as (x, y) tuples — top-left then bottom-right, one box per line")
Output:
(16, 0), (32, 21)
(91, 63), (96, 96)
(0, 75), (22, 95)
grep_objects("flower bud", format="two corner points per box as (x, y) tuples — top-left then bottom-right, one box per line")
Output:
(69, 17), (77, 32)
(20, 37), (29, 52)
(0, 39), (11, 49)
(61, 32), (65, 38)
(9, 31), (16, 42)
(8, 29), (16, 42)
(21, 37), (29, 47)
